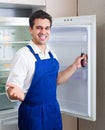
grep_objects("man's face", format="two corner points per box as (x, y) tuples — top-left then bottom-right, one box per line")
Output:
(29, 18), (51, 45)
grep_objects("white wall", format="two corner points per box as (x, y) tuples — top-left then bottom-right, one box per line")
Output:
(78, 0), (105, 130)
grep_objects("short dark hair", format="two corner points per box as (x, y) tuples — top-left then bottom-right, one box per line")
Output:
(29, 10), (52, 28)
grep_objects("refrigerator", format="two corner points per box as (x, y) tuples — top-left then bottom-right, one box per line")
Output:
(0, 17), (31, 130)
(0, 15), (96, 129)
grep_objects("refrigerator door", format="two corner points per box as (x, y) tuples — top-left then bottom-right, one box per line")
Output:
(48, 15), (96, 121)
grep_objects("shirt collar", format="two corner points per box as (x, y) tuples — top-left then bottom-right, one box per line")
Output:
(29, 40), (50, 54)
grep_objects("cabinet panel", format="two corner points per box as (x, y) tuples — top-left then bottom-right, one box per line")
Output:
(0, 0), (45, 6)
(0, 0), (24, 4)
(25, 0), (45, 5)
(46, 0), (77, 17)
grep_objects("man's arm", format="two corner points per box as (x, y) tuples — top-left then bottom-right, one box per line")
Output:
(57, 55), (87, 85)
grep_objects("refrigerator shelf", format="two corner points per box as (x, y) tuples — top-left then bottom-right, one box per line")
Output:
(0, 86), (5, 94)
(0, 41), (29, 44)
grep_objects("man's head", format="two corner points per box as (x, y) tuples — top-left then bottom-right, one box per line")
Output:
(29, 10), (52, 46)
(29, 10), (52, 29)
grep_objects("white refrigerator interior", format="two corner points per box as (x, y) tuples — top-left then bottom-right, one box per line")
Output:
(0, 17), (31, 130)
(48, 15), (96, 121)
(0, 17), (30, 111)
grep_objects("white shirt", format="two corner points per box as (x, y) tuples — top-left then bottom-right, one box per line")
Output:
(6, 40), (57, 93)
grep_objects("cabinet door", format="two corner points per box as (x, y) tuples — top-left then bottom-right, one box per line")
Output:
(0, 0), (24, 4)
(24, 0), (45, 5)
(0, 0), (45, 5)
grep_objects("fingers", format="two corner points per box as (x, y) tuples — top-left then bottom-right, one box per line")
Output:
(10, 91), (24, 101)
(7, 84), (25, 101)
(75, 54), (88, 69)
(80, 54), (88, 67)
(12, 92), (24, 101)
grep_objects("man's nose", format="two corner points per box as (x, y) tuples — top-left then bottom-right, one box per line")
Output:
(40, 28), (46, 34)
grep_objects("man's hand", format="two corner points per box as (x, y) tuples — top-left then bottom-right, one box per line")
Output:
(6, 83), (25, 101)
(73, 54), (88, 69)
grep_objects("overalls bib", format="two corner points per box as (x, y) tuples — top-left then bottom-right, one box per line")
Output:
(18, 45), (62, 130)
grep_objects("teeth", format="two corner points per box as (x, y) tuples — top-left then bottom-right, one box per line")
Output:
(39, 34), (46, 40)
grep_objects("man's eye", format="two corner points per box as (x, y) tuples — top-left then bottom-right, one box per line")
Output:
(36, 26), (50, 30)
(45, 27), (50, 30)
(36, 26), (42, 29)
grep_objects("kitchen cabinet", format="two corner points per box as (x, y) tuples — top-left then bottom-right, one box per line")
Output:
(0, 0), (46, 17)
(24, 0), (45, 5)
(46, 0), (77, 17)
(0, 0), (45, 6)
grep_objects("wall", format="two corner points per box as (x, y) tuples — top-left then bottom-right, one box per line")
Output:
(78, 0), (105, 130)
(62, 114), (77, 130)
(46, 0), (77, 17)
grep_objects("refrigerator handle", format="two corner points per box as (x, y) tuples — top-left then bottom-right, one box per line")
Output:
(81, 52), (85, 67)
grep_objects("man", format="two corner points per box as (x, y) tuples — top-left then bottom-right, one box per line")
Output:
(6, 10), (87, 130)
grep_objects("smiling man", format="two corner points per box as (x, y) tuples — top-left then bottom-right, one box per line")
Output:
(6, 10), (87, 130)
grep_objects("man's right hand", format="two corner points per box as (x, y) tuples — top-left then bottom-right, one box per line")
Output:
(6, 83), (25, 101)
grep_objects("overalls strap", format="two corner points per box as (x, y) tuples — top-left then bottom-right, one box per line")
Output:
(48, 51), (54, 58)
(26, 45), (41, 60)
(26, 45), (54, 60)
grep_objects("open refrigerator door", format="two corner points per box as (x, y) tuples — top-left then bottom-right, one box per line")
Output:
(48, 15), (96, 121)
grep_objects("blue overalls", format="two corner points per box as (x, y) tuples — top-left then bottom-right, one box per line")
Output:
(18, 45), (62, 130)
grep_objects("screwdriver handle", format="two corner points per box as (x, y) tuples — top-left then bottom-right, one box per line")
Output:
(81, 53), (85, 67)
